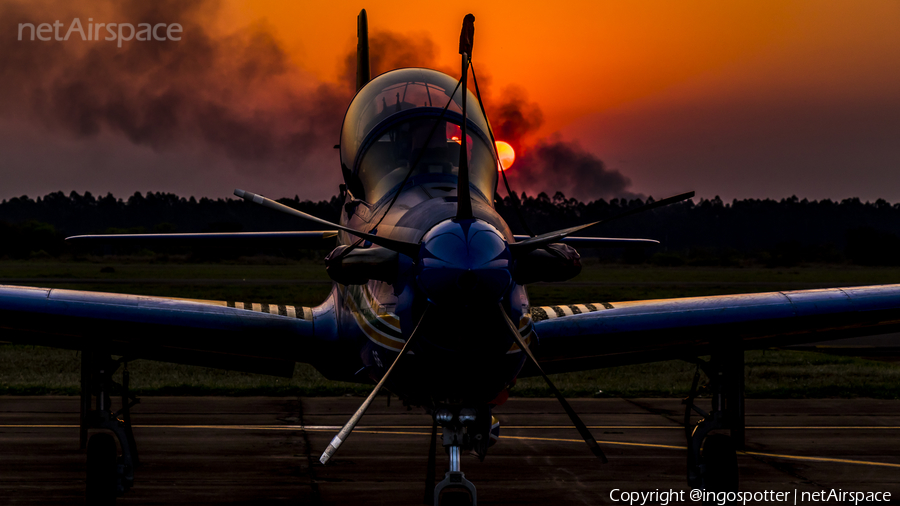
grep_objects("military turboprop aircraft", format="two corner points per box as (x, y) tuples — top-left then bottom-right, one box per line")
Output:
(3, 9), (900, 506)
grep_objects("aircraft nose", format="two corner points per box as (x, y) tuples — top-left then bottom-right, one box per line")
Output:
(416, 219), (512, 307)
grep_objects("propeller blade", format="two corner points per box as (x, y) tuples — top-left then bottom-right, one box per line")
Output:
(66, 231), (338, 245)
(455, 14), (475, 221)
(234, 189), (420, 258)
(511, 235), (659, 247)
(508, 191), (694, 255)
(319, 308), (429, 465)
(356, 9), (370, 91)
(498, 305), (608, 463)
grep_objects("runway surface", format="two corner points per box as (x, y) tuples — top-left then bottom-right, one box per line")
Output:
(1, 397), (899, 505)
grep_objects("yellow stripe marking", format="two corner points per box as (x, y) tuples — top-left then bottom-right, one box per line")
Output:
(507, 316), (534, 353)
(495, 435), (900, 468)
(507, 333), (533, 353)
(346, 290), (405, 350)
(379, 314), (401, 328)
(746, 426), (900, 430)
(8, 425), (899, 468)
(741, 451), (900, 469)
(497, 425), (900, 430)
(502, 434), (685, 450)
(362, 285), (401, 330)
(3, 425), (76, 428)
(7, 424), (900, 430)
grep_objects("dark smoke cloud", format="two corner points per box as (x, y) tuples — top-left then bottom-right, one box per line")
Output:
(507, 138), (641, 202)
(485, 85), (543, 148)
(457, 59), (636, 201)
(339, 30), (460, 97)
(336, 30), (636, 202)
(1, 0), (638, 201)
(483, 86), (638, 201)
(2, 0), (349, 171)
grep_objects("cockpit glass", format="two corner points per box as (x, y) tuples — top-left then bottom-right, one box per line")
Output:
(357, 117), (496, 203)
(355, 81), (461, 145)
(340, 69), (495, 203)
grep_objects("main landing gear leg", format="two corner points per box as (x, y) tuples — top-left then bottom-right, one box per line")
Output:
(684, 346), (743, 501)
(431, 405), (491, 506)
(80, 350), (140, 505)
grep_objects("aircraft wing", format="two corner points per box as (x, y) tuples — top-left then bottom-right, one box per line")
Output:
(0, 285), (324, 377)
(528, 285), (900, 375)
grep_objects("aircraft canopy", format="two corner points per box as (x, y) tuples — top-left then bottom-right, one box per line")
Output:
(340, 68), (497, 203)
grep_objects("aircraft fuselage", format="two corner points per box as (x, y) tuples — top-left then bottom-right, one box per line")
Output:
(317, 68), (532, 407)
(330, 181), (531, 405)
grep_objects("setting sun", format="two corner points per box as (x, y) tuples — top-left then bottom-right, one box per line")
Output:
(495, 141), (515, 170)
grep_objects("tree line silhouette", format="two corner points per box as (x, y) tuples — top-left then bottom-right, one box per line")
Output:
(2, 190), (900, 266)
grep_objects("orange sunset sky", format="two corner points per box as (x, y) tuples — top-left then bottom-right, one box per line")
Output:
(2, 0), (899, 202)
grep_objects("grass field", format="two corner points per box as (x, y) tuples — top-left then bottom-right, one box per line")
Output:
(2, 258), (900, 398)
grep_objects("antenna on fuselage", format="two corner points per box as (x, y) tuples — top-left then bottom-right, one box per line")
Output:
(456, 13), (475, 221)
(356, 9), (371, 91)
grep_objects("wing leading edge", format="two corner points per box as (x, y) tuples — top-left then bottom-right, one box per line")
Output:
(529, 285), (900, 375)
(0, 285), (327, 377)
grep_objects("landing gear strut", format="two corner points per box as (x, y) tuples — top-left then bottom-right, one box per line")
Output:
(684, 346), (743, 498)
(80, 350), (140, 503)
(428, 405), (491, 506)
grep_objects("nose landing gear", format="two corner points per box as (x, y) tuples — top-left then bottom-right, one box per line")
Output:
(429, 405), (492, 506)
(434, 445), (477, 506)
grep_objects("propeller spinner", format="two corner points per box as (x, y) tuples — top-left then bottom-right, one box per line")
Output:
(416, 219), (512, 307)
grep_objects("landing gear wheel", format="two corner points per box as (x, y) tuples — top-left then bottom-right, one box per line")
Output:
(86, 432), (118, 506)
(700, 434), (738, 502)
(438, 490), (474, 506)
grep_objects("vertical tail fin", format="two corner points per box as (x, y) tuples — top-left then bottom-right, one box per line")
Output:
(356, 9), (371, 91)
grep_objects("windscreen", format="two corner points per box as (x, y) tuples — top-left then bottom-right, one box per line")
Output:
(356, 117), (496, 203)
(340, 68), (495, 203)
